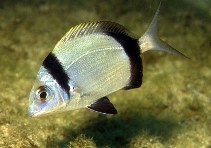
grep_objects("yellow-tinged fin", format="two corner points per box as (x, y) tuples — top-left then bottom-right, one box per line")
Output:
(138, 3), (188, 58)
(55, 21), (135, 47)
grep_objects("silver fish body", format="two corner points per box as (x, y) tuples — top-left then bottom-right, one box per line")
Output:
(28, 4), (186, 117)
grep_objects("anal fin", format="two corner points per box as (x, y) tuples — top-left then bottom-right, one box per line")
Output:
(87, 97), (117, 114)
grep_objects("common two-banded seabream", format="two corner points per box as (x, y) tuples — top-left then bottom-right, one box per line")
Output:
(28, 4), (186, 117)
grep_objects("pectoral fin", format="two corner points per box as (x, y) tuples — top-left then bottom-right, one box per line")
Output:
(87, 97), (117, 114)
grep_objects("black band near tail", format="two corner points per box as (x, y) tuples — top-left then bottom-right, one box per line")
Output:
(106, 32), (143, 89)
(42, 52), (70, 97)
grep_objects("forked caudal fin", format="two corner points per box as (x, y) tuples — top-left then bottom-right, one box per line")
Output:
(138, 3), (188, 58)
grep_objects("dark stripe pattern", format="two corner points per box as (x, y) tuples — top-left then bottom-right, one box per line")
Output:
(42, 52), (70, 97)
(106, 32), (143, 89)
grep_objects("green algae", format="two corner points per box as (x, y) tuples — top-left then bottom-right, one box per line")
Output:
(0, 0), (211, 147)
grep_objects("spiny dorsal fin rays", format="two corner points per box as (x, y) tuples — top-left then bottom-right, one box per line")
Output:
(138, 2), (189, 59)
(55, 21), (134, 47)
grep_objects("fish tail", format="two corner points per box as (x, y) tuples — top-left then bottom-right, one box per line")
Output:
(138, 2), (188, 58)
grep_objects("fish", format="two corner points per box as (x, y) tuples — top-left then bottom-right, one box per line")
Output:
(28, 4), (187, 117)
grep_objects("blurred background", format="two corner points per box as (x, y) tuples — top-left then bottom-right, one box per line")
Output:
(0, 0), (210, 147)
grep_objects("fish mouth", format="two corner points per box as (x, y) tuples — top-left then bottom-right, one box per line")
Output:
(28, 109), (53, 117)
(28, 109), (43, 117)
(28, 103), (66, 117)
(28, 104), (50, 117)
(28, 111), (39, 117)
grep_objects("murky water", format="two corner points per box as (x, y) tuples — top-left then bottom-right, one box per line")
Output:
(0, 0), (210, 147)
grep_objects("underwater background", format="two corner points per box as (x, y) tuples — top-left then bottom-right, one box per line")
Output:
(0, 0), (210, 147)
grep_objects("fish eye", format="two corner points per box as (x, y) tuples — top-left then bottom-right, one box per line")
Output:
(40, 91), (47, 99)
(36, 86), (52, 102)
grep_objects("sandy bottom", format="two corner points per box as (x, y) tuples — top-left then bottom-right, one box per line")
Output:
(0, 0), (210, 147)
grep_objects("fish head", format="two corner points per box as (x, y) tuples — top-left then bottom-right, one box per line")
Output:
(28, 66), (69, 117)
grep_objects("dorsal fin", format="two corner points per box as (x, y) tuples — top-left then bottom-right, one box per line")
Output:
(56, 21), (134, 46)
